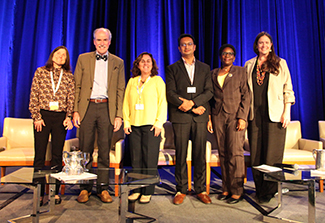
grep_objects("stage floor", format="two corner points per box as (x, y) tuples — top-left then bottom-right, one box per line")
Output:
(0, 166), (324, 222)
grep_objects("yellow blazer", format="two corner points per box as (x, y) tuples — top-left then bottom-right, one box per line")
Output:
(245, 56), (295, 122)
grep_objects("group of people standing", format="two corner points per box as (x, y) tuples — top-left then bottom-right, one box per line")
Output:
(28, 28), (295, 206)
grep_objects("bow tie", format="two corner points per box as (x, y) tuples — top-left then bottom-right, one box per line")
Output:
(96, 54), (107, 61)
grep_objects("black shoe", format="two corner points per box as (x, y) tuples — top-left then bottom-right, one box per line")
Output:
(226, 196), (243, 204)
(217, 194), (231, 201)
(258, 195), (273, 204)
(55, 197), (62, 205)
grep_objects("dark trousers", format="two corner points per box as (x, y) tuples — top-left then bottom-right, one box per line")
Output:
(248, 118), (286, 198)
(79, 102), (113, 194)
(211, 112), (245, 196)
(173, 121), (207, 194)
(34, 109), (67, 195)
(129, 125), (160, 195)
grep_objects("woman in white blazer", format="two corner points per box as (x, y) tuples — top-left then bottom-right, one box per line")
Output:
(244, 32), (295, 203)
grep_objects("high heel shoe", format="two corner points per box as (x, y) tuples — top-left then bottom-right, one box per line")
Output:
(226, 195), (243, 204)
(217, 194), (231, 201)
(55, 197), (62, 205)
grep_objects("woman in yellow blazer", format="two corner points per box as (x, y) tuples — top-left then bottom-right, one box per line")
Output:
(244, 32), (295, 203)
(123, 52), (167, 204)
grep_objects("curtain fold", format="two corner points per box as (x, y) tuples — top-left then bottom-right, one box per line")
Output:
(0, 0), (324, 139)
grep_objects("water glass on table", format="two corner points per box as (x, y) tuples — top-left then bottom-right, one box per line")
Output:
(82, 152), (90, 172)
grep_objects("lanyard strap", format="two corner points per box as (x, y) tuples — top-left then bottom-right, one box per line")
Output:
(137, 76), (151, 100)
(50, 69), (63, 96)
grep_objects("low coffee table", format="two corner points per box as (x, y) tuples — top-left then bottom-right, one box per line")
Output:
(256, 168), (324, 223)
(1, 167), (160, 223)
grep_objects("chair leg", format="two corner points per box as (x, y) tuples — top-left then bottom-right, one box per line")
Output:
(111, 163), (120, 197)
(320, 180), (324, 192)
(1, 167), (6, 185)
(187, 161), (192, 191)
(61, 185), (66, 195)
(206, 163), (211, 195)
(244, 164), (247, 184)
(45, 184), (49, 194)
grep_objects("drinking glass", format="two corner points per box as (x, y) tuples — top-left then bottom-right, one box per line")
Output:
(62, 151), (71, 174)
(82, 152), (91, 172)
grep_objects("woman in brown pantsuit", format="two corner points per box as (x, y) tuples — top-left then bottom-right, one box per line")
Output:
(208, 44), (250, 204)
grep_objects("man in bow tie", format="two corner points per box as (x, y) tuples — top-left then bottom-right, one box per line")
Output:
(73, 28), (125, 203)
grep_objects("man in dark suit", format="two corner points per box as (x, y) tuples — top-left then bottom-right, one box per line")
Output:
(166, 34), (213, 205)
(73, 28), (125, 203)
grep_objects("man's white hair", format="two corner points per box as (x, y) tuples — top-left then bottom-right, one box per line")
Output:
(93, 28), (112, 41)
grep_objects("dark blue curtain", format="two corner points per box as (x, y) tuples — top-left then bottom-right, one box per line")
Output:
(0, 0), (324, 139)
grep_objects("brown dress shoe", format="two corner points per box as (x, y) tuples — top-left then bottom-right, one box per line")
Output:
(173, 192), (186, 205)
(77, 190), (91, 203)
(98, 190), (113, 203)
(197, 192), (212, 204)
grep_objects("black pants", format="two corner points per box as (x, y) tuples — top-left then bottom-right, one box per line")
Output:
(211, 112), (246, 196)
(79, 102), (113, 194)
(248, 118), (286, 198)
(33, 109), (67, 195)
(173, 121), (207, 194)
(129, 125), (160, 195)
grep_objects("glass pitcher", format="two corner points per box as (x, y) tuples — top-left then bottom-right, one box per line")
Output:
(62, 151), (84, 175)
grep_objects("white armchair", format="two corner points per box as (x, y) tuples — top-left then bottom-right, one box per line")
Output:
(283, 121), (322, 165)
(0, 117), (53, 178)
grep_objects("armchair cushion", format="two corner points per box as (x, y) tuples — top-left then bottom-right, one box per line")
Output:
(0, 148), (34, 162)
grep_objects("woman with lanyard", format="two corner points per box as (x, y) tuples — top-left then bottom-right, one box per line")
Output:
(123, 52), (167, 204)
(29, 46), (75, 205)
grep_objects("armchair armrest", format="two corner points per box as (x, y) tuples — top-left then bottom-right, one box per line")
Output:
(299, 138), (323, 152)
(320, 137), (325, 149)
(63, 138), (79, 152)
(206, 141), (212, 162)
(114, 139), (125, 163)
(0, 137), (7, 149)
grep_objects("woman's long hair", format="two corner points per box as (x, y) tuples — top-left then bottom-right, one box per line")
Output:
(253, 32), (280, 75)
(45, 46), (71, 72)
(131, 52), (158, 77)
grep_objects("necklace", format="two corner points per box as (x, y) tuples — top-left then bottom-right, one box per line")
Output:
(256, 63), (266, 85)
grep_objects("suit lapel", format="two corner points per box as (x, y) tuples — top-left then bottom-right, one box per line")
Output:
(223, 66), (234, 88)
(247, 57), (257, 92)
(90, 52), (96, 85)
(212, 68), (222, 90)
(177, 60), (192, 85)
(107, 52), (113, 86)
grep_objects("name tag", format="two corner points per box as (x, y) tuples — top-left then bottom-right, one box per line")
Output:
(135, 104), (144, 110)
(187, 87), (196, 93)
(49, 101), (59, 110)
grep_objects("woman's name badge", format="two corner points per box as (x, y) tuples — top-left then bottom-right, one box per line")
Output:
(187, 87), (196, 93)
(49, 101), (59, 110)
(135, 104), (144, 110)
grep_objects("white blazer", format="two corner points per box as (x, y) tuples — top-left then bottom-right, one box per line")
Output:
(245, 56), (295, 122)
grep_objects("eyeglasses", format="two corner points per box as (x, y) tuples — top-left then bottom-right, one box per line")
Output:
(222, 52), (235, 56)
(180, 42), (194, 47)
